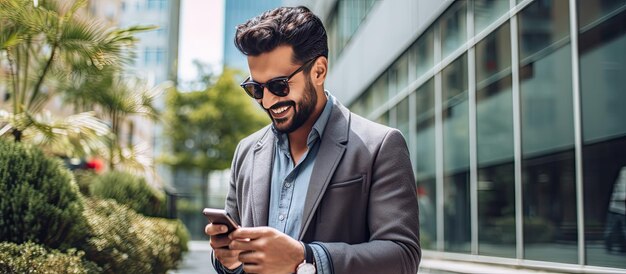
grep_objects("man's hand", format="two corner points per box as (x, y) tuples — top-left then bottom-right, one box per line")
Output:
(205, 223), (242, 270)
(229, 227), (304, 274)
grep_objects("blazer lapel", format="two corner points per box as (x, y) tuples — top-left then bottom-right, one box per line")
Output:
(299, 102), (350, 239)
(251, 129), (273, 227)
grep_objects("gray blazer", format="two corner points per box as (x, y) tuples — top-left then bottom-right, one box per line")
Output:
(224, 99), (421, 274)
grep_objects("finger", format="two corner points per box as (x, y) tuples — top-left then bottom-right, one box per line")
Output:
(214, 248), (241, 261)
(242, 263), (262, 274)
(229, 238), (261, 251)
(210, 234), (231, 249)
(205, 223), (229, 236)
(230, 226), (270, 240)
(238, 250), (263, 264)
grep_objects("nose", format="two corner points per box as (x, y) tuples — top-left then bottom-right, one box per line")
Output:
(261, 87), (278, 109)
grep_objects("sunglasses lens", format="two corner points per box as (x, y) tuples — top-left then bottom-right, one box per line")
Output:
(242, 83), (263, 99)
(266, 80), (289, 96)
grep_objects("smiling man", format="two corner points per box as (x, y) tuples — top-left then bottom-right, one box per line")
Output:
(205, 6), (421, 274)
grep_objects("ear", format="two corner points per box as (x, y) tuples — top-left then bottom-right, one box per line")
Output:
(309, 56), (328, 86)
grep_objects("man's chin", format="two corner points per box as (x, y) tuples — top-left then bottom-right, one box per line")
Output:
(272, 118), (293, 133)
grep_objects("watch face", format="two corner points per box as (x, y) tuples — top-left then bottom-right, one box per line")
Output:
(297, 263), (316, 274)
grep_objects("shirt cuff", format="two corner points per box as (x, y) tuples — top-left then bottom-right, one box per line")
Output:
(310, 243), (332, 274)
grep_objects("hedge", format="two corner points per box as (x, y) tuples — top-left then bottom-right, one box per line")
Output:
(82, 198), (187, 274)
(0, 139), (88, 250)
(0, 241), (100, 274)
(89, 171), (167, 217)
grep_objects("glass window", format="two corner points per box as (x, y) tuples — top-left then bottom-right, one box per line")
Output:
(475, 23), (515, 258)
(442, 54), (470, 253)
(395, 97), (410, 140)
(329, 0), (377, 59)
(411, 28), (434, 81)
(518, 0), (578, 264)
(518, 0), (570, 63)
(578, 0), (626, 29)
(578, 0), (626, 268)
(370, 72), (389, 111)
(389, 54), (409, 97)
(415, 79), (437, 250)
(440, 1), (467, 59)
(377, 111), (389, 126)
(144, 48), (153, 64)
(156, 49), (165, 65)
(474, 0), (510, 34)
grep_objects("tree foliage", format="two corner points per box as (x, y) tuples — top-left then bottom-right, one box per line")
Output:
(162, 69), (269, 171)
(0, 0), (157, 170)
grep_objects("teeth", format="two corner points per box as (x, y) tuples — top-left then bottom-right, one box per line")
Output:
(271, 106), (289, 114)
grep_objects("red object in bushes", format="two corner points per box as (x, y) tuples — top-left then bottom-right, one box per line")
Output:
(86, 158), (104, 173)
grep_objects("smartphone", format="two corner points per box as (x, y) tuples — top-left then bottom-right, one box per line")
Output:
(202, 208), (240, 234)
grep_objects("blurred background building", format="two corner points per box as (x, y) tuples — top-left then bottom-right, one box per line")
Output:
(223, 0), (282, 73)
(87, 0), (180, 188)
(287, 0), (626, 272)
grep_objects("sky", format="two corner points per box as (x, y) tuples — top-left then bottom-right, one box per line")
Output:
(177, 0), (225, 89)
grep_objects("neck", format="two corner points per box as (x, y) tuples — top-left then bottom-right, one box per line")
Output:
(287, 92), (327, 163)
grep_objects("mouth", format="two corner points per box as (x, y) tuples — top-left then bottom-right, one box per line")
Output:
(268, 102), (294, 119)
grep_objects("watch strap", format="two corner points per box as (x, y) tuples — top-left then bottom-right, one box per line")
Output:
(303, 242), (314, 265)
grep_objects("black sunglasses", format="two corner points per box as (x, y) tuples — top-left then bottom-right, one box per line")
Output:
(240, 57), (318, 99)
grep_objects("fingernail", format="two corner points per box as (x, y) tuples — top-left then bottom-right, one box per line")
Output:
(221, 226), (227, 233)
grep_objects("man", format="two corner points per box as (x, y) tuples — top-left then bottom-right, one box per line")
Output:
(205, 6), (420, 274)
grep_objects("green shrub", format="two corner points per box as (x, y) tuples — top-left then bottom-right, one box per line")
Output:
(172, 219), (190, 253)
(0, 140), (88, 250)
(82, 198), (185, 274)
(0, 241), (100, 274)
(72, 169), (97, 196)
(89, 171), (166, 217)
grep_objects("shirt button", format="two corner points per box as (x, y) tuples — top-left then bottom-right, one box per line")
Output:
(279, 215), (285, 221)
(285, 182), (292, 188)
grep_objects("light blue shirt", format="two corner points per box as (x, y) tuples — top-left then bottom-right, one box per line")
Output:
(267, 92), (333, 274)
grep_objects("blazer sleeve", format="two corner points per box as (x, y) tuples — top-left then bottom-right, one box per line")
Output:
(319, 129), (421, 274)
(211, 142), (244, 274)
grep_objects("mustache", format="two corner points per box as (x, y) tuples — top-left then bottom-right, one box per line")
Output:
(267, 101), (295, 110)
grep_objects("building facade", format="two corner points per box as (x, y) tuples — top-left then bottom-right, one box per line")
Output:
(88, 0), (181, 186)
(288, 0), (626, 272)
(223, 0), (282, 73)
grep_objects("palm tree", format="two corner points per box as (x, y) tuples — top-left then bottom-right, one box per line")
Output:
(64, 66), (170, 170)
(0, 0), (154, 162)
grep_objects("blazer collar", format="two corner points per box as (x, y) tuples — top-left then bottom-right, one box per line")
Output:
(299, 99), (350, 238)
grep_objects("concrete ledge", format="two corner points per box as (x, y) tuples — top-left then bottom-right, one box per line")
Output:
(419, 258), (564, 274)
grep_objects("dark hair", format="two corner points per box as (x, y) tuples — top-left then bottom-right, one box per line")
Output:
(234, 6), (328, 65)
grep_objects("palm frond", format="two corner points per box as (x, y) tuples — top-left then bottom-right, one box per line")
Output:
(9, 110), (113, 158)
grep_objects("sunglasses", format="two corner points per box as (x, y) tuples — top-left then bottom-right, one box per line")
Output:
(240, 57), (318, 99)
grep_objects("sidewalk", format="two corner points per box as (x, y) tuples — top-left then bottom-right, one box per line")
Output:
(171, 241), (564, 274)
(169, 241), (217, 274)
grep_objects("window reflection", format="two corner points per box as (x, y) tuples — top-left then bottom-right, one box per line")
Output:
(518, 0), (578, 264)
(415, 79), (436, 249)
(474, 0), (510, 34)
(442, 54), (470, 253)
(579, 0), (626, 268)
(395, 97), (410, 141)
(475, 22), (515, 258)
(389, 54), (409, 97)
(440, 1), (467, 59)
(411, 28), (434, 81)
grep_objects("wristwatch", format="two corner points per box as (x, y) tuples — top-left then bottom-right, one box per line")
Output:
(296, 242), (316, 274)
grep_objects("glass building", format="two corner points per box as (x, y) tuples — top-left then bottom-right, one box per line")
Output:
(287, 0), (626, 272)
(224, 0), (282, 73)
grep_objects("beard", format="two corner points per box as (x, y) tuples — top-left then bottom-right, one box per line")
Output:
(270, 79), (318, 134)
